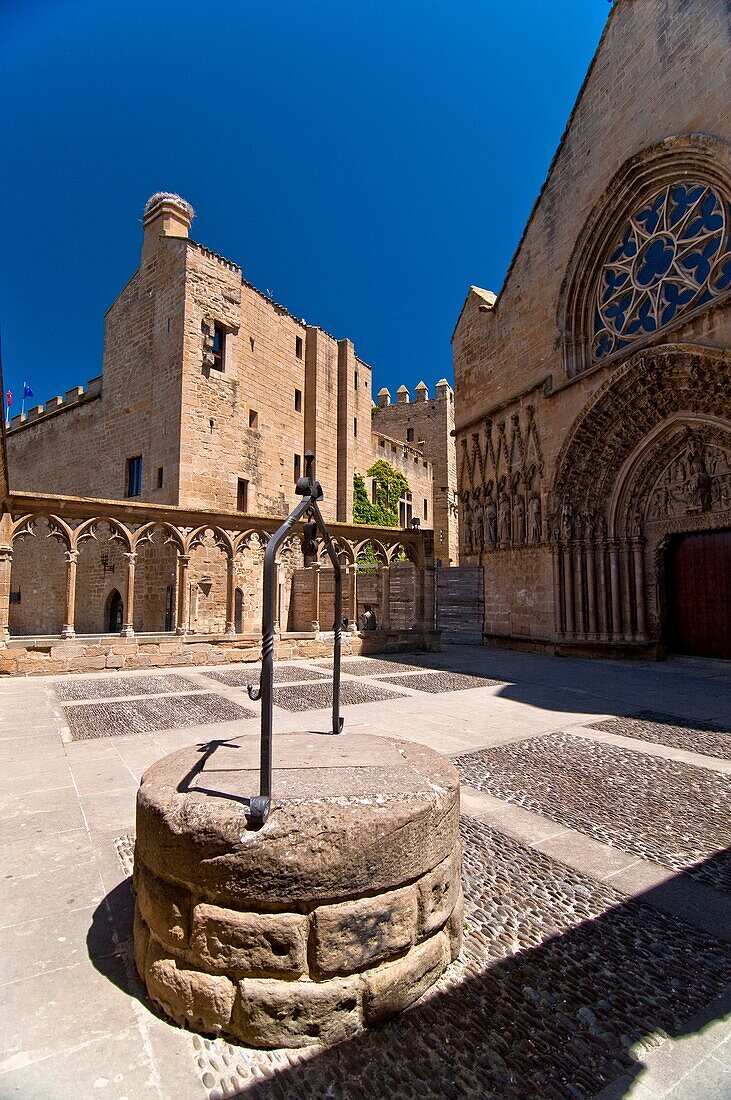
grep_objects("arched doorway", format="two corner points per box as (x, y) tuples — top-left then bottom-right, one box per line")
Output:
(107, 589), (124, 633)
(665, 530), (731, 659)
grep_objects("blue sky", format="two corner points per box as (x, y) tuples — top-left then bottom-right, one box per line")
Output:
(0, 0), (609, 410)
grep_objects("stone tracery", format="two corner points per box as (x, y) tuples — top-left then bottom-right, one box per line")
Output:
(593, 181), (731, 362)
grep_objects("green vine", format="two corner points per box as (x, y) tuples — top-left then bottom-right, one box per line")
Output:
(353, 461), (412, 567)
(353, 460), (410, 528)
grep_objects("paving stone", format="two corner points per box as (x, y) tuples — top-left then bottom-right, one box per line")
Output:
(55, 674), (201, 701)
(381, 671), (503, 692)
(587, 711), (731, 760)
(455, 733), (731, 893)
(273, 680), (402, 712)
(64, 693), (256, 740)
(203, 665), (331, 687)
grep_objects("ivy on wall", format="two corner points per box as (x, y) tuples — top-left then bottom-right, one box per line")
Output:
(353, 461), (412, 567)
(353, 460), (411, 527)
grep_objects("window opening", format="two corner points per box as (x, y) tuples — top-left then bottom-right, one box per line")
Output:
(237, 478), (249, 512)
(211, 324), (226, 371)
(126, 456), (142, 498)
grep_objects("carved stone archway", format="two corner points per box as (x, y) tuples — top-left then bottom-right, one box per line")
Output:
(550, 344), (731, 647)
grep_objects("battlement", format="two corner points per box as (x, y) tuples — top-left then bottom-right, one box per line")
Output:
(7, 375), (103, 433)
(375, 379), (453, 408)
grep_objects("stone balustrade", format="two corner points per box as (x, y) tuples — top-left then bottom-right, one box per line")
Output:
(0, 491), (438, 674)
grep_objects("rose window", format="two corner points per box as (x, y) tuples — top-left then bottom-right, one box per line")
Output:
(592, 181), (731, 361)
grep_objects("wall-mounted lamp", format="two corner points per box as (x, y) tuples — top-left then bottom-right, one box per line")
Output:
(411, 517), (421, 530)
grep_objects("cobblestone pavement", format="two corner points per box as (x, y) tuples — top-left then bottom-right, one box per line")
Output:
(455, 733), (731, 893)
(178, 820), (731, 1100)
(272, 680), (403, 712)
(587, 712), (731, 760)
(381, 671), (503, 692)
(63, 692), (256, 740)
(314, 657), (431, 676)
(55, 673), (202, 701)
(203, 666), (331, 687)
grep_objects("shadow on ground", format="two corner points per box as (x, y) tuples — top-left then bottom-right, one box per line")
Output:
(380, 648), (731, 726)
(87, 826), (731, 1100)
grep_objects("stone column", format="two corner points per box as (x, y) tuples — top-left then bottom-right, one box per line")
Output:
(620, 539), (634, 642)
(632, 537), (647, 641)
(0, 546), (13, 646)
(225, 555), (236, 635)
(380, 565), (391, 631)
(585, 541), (598, 639)
(347, 564), (358, 631)
(609, 541), (622, 639)
(552, 541), (563, 636)
(597, 541), (609, 641)
(311, 562), (321, 632)
(562, 544), (575, 637)
(176, 554), (191, 635)
(121, 552), (137, 638)
(574, 541), (586, 638)
(62, 549), (79, 639)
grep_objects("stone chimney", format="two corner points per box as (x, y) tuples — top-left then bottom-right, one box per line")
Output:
(377, 387), (391, 408)
(142, 192), (194, 262)
(415, 381), (429, 403)
(396, 385), (410, 405)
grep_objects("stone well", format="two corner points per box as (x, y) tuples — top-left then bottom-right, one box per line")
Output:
(133, 732), (462, 1048)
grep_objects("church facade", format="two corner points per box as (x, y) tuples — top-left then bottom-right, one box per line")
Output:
(453, 0), (731, 659)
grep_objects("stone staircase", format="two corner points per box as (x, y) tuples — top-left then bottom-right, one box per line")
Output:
(436, 566), (484, 645)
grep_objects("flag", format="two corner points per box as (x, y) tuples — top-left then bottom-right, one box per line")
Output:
(4, 390), (11, 429)
(23, 383), (33, 399)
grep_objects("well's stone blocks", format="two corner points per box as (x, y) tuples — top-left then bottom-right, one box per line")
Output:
(133, 732), (461, 1047)
(135, 861), (191, 949)
(312, 884), (418, 977)
(363, 930), (449, 1024)
(447, 883), (465, 962)
(145, 937), (236, 1036)
(418, 848), (461, 937)
(189, 904), (308, 978)
(233, 975), (363, 1049)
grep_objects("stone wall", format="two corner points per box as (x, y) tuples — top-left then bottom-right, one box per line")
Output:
(0, 627), (440, 677)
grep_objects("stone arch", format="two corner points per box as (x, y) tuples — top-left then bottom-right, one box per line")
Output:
(105, 588), (124, 633)
(130, 522), (178, 633)
(559, 134), (731, 377)
(9, 515), (68, 636)
(550, 344), (731, 647)
(187, 527), (231, 635)
(75, 520), (130, 634)
(552, 344), (731, 519)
